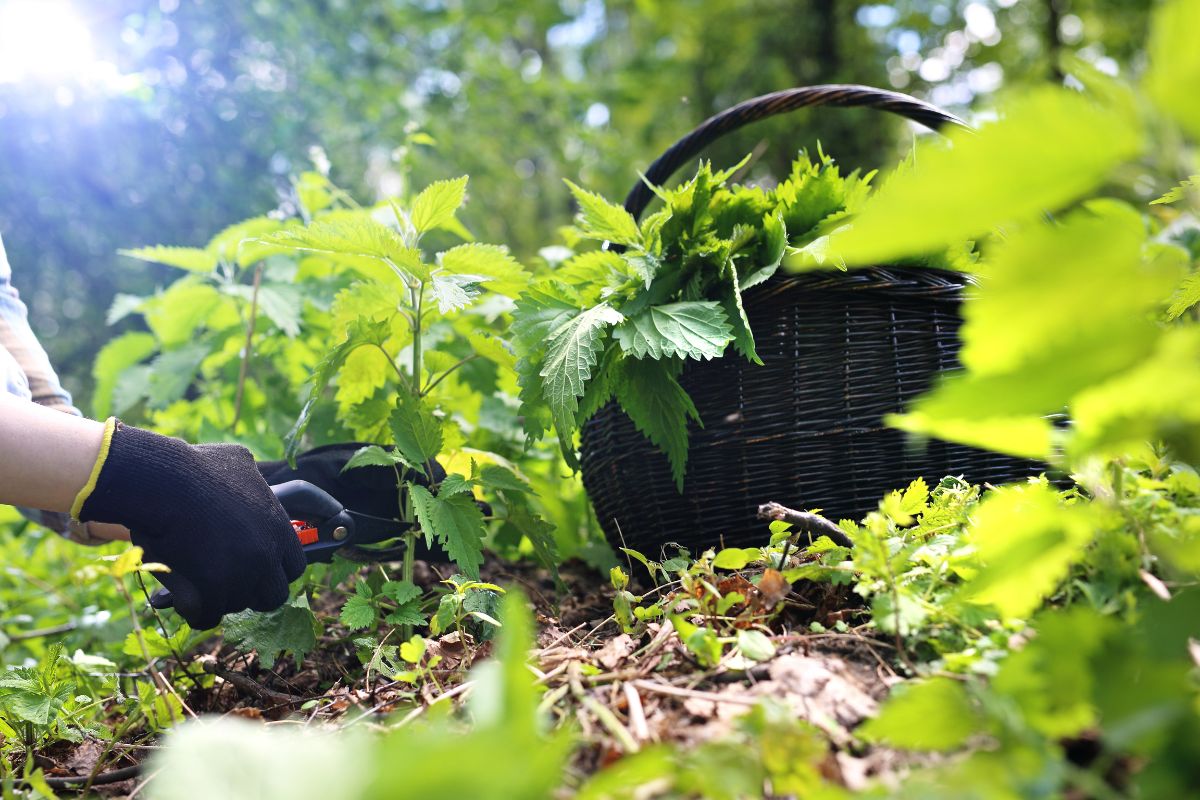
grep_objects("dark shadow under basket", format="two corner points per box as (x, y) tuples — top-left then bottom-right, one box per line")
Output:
(580, 267), (1040, 554)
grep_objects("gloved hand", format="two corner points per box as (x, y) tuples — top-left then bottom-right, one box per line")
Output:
(255, 443), (446, 526)
(74, 420), (306, 630)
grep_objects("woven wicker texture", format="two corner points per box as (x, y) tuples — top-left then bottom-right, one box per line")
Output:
(579, 85), (1038, 554)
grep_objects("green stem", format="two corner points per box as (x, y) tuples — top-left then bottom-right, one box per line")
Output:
(410, 282), (424, 402)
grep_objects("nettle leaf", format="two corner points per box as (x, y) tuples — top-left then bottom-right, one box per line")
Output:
(439, 243), (530, 296)
(92, 331), (156, 419)
(410, 485), (487, 577)
(381, 580), (421, 606)
(1145, 0), (1200, 140)
(565, 180), (642, 246)
(961, 484), (1097, 619)
(389, 398), (443, 466)
(479, 463), (532, 494)
(615, 358), (701, 490)
(614, 301), (734, 360)
(223, 593), (322, 669)
(340, 591), (377, 631)
(119, 245), (217, 273)
(226, 282), (304, 338)
(438, 473), (476, 498)
(410, 176), (469, 234)
(1166, 272), (1200, 320)
(286, 317), (391, 461)
(342, 445), (414, 472)
(1151, 175), (1199, 206)
(144, 282), (226, 346)
(207, 215), (284, 266)
(721, 258), (761, 365)
(335, 345), (390, 408)
(820, 86), (1143, 266)
(540, 303), (624, 434)
(429, 271), (485, 314)
(146, 344), (209, 409)
(259, 215), (425, 282)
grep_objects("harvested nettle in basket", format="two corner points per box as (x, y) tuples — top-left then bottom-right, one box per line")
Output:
(513, 86), (1039, 554)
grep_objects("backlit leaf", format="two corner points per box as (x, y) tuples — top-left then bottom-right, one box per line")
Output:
(816, 87), (1142, 266)
(410, 176), (468, 235)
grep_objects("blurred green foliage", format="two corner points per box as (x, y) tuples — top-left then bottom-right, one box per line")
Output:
(0, 0), (1162, 404)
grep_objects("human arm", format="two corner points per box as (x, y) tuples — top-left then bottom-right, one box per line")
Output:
(0, 393), (130, 541)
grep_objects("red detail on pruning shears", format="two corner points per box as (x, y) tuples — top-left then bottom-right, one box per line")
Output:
(291, 519), (319, 546)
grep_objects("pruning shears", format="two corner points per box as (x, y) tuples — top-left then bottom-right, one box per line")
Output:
(148, 480), (411, 610)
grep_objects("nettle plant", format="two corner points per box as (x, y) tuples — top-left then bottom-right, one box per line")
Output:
(254, 176), (558, 625)
(514, 150), (973, 487)
(111, 166), (558, 644)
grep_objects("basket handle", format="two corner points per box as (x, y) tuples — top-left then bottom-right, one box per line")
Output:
(622, 84), (966, 221)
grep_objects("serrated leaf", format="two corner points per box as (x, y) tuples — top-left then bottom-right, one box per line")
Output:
(565, 180), (641, 246)
(615, 358), (700, 491)
(439, 243), (530, 296)
(438, 473), (476, 497)
(1146, 0), (1200, 140)
(410, 485), (487, 577)
(539, 303), (624, 435)
(818, 87), (1143, 266)
(1151, 175), (1199, 206)
(286, 317), (391, 461)
(92, 332), (157, 418)
(429, 271), (484, 313)
(962, 484), (1097, 618)
(339, 593), (378, 631)
(342, 445), (413, 472)
(615, 301), (733, 360)
(119, 245), (217, 273)
(259, 215), (426, 281)
(504, 504), (560, 586)
(1167, 272), (1200, 320)
(479, 464), (532, 494)
(146, 344), (209, 409)
(223, 594), (321, 669)
(722, 257), (761, 364)
(411, 176), (469, 234)
(389, 398), (443, 466)
(226, 282), (304, 338)
(143, 282), (228, 346)
(207, 216), (285, 265)
(381, 580), (422, 605)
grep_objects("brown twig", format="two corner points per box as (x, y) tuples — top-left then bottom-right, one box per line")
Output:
(200, 659), (306, 706)
(757, 502), (855, 549)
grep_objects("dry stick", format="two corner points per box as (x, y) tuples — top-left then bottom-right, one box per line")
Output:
(116, 578), (196, 721)
(6, 622), (77, 642)
(622, 683), (651, 742)
(230, 263), (264, 433)
(201, 659), (306, 706)
(629, 679), (759, 707)
(756, 502), (854, 549)
(569, 662), (639, 753)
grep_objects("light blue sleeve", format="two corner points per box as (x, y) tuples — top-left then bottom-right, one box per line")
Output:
(0, 233), (78, 413)
(0, 237), (34, 401)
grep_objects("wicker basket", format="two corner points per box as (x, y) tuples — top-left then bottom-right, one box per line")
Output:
(579, 85), (1040, 554)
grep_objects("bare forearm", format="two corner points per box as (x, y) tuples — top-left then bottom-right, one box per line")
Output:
(0, 393), (105, 513)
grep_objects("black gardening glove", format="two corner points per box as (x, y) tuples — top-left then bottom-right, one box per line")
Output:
(255, 443), (446, 526)
(76, 421), (306, 630)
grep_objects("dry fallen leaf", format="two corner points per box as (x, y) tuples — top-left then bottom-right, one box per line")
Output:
(753, 568), (792, 612)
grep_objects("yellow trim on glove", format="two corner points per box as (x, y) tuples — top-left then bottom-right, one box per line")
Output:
(71, 417), (117, 521)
